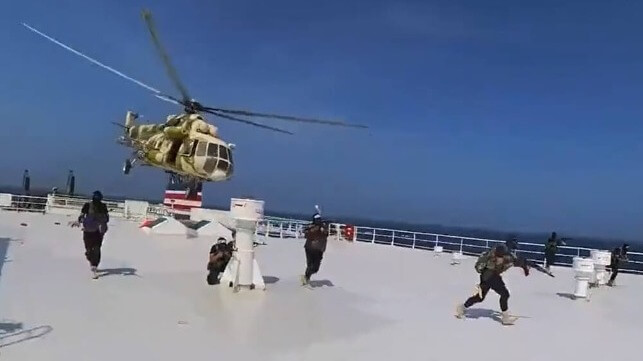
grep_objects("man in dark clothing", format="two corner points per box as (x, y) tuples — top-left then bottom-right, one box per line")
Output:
(77, 191), (109, 278)
(301, 213), (329, 286)
(207, 237), (234, 285)
(607, 244), (629, 286)
(456, 240), (530, 325)
(544, 232), (566, 271)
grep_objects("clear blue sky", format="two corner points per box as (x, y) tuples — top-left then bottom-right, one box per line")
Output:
(1, 0), (642, 239)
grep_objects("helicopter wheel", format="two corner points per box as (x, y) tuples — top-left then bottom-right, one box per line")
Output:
(186, 184), (197, 199)
(185, 178), (200, 199)
(123, 159), (132, 175)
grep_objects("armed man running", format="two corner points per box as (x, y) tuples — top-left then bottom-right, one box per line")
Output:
(74, 191), (110, 279)
(455, 238), (552, 325)
(544, 232), (567, 272)
(301, 213), (329, 286)
(607, 243), (629, 286)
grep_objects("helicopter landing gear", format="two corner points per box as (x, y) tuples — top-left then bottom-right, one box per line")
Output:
(123, 152), (143, 175)
(123, 159), (132, 175)
(167, 173), (202, 199)
(185, 178), (199, 199)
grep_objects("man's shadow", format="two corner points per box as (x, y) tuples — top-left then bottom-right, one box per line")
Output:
(96, 267), (140, 278)
(309, 279), (334, 288)
(0, 322), (23, 334)
(0, 321), (53, 348)
(556, 292), (576, 300)
(463, 308), (530, 323)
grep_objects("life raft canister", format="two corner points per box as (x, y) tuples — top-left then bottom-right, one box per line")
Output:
(342, 224), (355, 242)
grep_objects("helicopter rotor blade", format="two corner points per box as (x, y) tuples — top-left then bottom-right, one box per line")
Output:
(153, 93), (182, 106)
(202, 106), (368, 129)
(202, 109), (294, 135)
(141, 10), (191, 104)
(21, 22), (177, 103)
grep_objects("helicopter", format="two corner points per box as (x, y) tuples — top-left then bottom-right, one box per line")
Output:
(22, 10), (367, 198)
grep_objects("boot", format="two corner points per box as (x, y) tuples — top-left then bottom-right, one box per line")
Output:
(501, 311), (517, 325)
(607, 279), (614, 287)
(455, 304), (466, 319)
(300, 274), (309, 286)
(91, 266), (98, 279)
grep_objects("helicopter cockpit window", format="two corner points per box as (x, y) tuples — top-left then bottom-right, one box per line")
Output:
(203, 157), (216, 174)
(216, 159), (229, 172)
(218, 145), (229, 161)
(196, 141), (207, 157)
(207, 143), (219, 157)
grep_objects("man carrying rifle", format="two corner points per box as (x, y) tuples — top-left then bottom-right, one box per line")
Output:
(544, 232), (568, 271)
(301, 213), (329, 286)
(607, 243), (629, 286)
(455, 238), (553, 325)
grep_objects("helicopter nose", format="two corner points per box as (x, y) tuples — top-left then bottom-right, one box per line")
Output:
(208, 168), (232, 181)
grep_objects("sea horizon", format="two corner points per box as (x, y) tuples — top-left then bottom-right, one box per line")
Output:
(2, 184), (639, 251)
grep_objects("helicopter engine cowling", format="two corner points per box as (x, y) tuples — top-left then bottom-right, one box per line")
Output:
(196, 122), (218, 137)
(163, 126), (189, 140)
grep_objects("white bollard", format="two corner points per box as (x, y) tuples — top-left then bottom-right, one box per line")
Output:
(433, 246), (444, 257)
(451, 252), (464, 265)
(590, 250), (611, 286)
(220, 198), (266, 291)
(572, 257), (595, 299)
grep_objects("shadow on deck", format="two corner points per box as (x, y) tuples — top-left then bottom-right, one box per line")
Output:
(0, 322), (53, 348)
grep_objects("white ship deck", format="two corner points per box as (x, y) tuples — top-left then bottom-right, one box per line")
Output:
(1, 211), (641, 360)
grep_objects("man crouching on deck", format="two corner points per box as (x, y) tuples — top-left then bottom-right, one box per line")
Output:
(455, 239), (529, 325)
(301, 213), (329, 286)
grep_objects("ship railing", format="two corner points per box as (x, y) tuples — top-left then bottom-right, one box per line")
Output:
(255, 219), (643, 275)
(0, 194), (48, 213)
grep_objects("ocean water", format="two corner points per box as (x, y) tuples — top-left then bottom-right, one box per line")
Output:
(268, 211), (643, 274)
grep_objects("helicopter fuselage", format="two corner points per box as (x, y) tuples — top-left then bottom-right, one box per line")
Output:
(122, 112), (234, 182)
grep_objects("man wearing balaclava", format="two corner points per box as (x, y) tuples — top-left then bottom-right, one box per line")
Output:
(607, 243), (630, 286)
(301, 213), (329, 286)
(78, 190), (110, 279)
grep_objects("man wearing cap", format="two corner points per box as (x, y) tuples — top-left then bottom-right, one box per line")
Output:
(301, 213), (329, 286)
(455, 239), (530, 325)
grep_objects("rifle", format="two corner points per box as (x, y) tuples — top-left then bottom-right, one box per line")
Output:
(512, 252), (554, 277)
(525, 258), (555, 278)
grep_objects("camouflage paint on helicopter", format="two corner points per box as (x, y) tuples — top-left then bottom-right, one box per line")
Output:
(23, 9), (367, 198)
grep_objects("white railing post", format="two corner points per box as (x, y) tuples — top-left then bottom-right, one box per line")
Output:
(372, 229), (375, 243)
(413, 233), (416, 249)
(460, 238), (464, 253)
(435, 235), (439, 248)
(391, 231), (395, 245)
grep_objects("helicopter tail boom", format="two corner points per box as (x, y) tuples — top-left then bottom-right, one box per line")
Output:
(125, 111), (137, 128)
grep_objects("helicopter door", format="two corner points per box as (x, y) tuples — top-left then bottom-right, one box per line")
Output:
(180, 139), (197, 157)
(166, 140), (182, 165)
